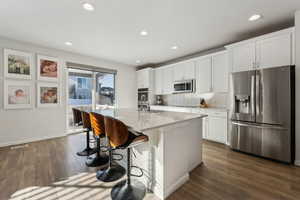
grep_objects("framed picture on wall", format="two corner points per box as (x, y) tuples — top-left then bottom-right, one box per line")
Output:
(4, 80), (34, 109)
(37, 83), (60, 107)
(37, 55), (59, 82)
(4, 49), (33, 79)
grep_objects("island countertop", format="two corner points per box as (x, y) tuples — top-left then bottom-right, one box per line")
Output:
(81, 108), (207, 132)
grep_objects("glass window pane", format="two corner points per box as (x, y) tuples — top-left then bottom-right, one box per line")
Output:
(96, 72), (115, 108)
(68, 69), (93, 128)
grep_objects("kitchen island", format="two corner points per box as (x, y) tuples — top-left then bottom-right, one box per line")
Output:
(87, 108), (207, 200)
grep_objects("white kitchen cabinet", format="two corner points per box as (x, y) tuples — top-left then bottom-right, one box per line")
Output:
(151, 106), (229, 145)
(226, 27), (295, 72)
(137, 68), (152, 89)
(183, 61), (196, 80)
(256, 32), (293, 69)
(173, 61), (195, 81)
(202, 116), (209, 139)
(195, 51), (228, 94)
(155, 66), (174, 95)
(208, 116), (227, 144)
(163, 66), (174, 94)
(195, 57), (212, 94)
(191, 108), (228, 144)
(154, 68), (163, 95)
(173, 63), (184, 81)
(212, 52), (229, 93)
(231, 42), (256, 72)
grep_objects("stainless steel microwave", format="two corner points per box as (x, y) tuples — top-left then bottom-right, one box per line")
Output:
(173, 80), (195, 94)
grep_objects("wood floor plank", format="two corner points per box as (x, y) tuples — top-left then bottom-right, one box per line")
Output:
(1, 135), (300, 200)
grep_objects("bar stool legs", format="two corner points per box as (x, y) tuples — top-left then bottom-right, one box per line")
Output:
(96, 148), (126, 182)
(77, 130), (97, 156)
(86, 136), (109, 167)
(111, 148), (146, 200)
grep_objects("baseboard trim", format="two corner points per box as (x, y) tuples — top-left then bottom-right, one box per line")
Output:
(165, 173), (189, 199)
(294, 160), (300, 166)
(0, 134), (66, 148)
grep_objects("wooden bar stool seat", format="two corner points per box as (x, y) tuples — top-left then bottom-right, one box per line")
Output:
(98, 116), (149, 200)
(85, 112), (109, 167)
(73, 108), (96, 156)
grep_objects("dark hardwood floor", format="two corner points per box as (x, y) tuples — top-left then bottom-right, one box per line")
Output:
(1, 134), (300, 200)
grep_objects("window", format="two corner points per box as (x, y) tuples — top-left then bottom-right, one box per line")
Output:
(77, 77), (88, 89)
(67, 68), (116, 129)
(96, 72), (115, 108)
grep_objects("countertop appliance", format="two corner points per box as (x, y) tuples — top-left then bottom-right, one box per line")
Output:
(229, 65), (295, 163)
(173, 79), (195, 94)
(138, 88), (150, 111)
(155, 95), (164, 105)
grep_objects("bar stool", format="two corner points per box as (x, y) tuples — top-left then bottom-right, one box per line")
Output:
(86, 112), (109, 167)
(80, 111), (97, 156)
(72, 108), (83, 127)
(103, 116), (149, 200)
(73, 108), (93, 156)
(95, 116), (126, 183)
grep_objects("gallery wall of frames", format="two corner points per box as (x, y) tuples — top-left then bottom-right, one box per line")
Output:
(3, 48), (60, 109)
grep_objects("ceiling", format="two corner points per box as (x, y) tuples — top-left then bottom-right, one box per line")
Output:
(0, 0), (299, 67)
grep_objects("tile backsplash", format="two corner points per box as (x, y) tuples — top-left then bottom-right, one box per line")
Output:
(161, 92), (228, 108)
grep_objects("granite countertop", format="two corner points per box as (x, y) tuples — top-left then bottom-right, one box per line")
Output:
(85, 108), (207, 132)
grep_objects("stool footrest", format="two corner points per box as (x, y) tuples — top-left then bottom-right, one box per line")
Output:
(130, 166), (144, 178)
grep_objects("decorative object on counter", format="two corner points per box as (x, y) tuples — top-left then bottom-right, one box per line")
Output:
(4, 80), (34, 109)
(156, 95), (164, 105)
(199, 98), (208, 108)
(37, 55), (59, 82)
(4, 49), (33, 80)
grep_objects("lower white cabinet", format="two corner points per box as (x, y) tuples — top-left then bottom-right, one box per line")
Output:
(202, 116), (209, 139)
(150, 105), (228, 144)
(207, 116), (227, 144)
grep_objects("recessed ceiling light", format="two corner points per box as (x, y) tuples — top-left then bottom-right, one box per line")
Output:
(171, 46), (178, 50)
(65, 41), (73, 46)
(136, 60), (141, 64)
(82, 2), (95, 11)
(249, 14), (262, 21)
(140, 30), (148, 36)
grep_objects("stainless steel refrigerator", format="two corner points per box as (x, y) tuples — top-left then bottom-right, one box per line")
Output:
(229, 65), (295, 163)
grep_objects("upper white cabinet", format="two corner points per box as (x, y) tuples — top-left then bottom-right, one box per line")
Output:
(173, 63), (184, 81)
(137, 68), (153, 89)
(195, 51), (229, 94)
(226, 27), (294, 72)
(231, 42), (256, 72)
(173, 61), (195, 81)
(195, 57), (212, 93)
(154, 66), (174, 95)
(183, 61), (196, 80)
(212, 52), (229, 93)
(256, 33), (293, 69)
(163, 66), (174, 94)
(154, 68), (163, 94)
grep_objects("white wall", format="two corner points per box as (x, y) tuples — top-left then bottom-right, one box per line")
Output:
(0, 37), (137, 147)
(295, 11), (300, 165)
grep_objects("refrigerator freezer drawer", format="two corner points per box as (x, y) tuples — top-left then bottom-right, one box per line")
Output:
(230, 121), (292, 163)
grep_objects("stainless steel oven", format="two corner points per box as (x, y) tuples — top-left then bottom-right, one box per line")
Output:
(173, 80), (195, 94)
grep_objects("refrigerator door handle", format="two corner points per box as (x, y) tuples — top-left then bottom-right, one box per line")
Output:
(251, 75), (255, 116)
(256, 74), (260, 116)
(231, 121), (287, 130)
